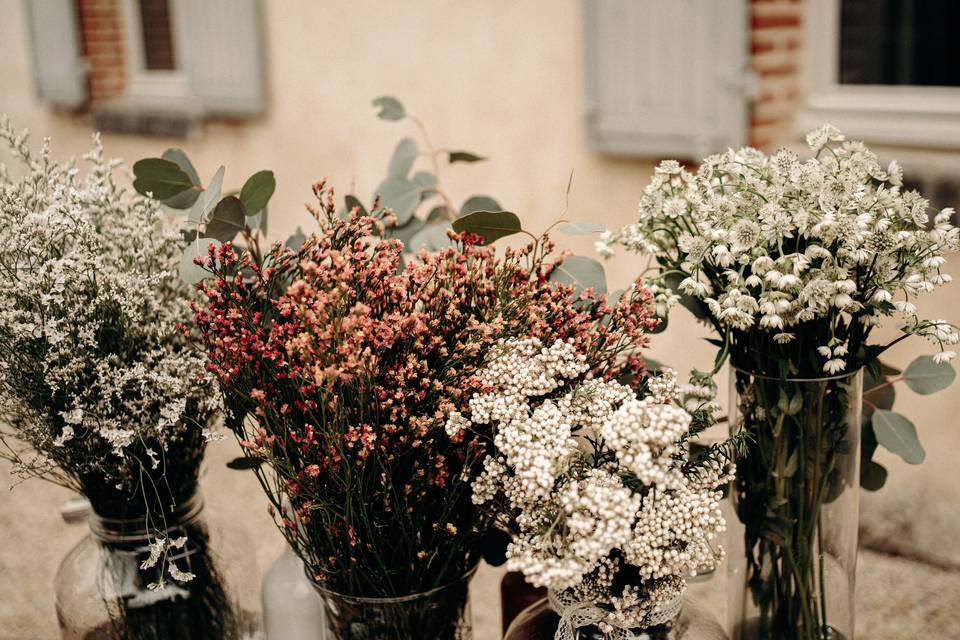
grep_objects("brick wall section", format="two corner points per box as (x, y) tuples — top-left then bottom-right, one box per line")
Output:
(76, 0), (126, 102)
(749, 0), (805, 149)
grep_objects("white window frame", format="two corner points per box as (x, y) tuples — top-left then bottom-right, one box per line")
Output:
(798, 0), (960, 149)
(120, 0), (190, 100)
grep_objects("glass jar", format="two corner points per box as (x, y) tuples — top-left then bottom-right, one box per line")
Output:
(728, 367), (862, 640)
(309, 566), (476, 640)
(55, 492), (263, 639)
(504, 596), (727, 640)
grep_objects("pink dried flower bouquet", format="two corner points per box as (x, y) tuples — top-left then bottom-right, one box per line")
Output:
(191, 180), (657, 599)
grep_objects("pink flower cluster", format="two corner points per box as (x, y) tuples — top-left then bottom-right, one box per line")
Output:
(190, 181), (657, 595)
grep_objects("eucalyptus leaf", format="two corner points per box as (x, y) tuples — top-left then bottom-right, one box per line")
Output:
(285, 228), (307, 251)
(390, 216), (426, 247)
(427, 206), (450, 222)
(451, 210), (522, 245)
(246, 206), (268, 235)
(226, 456), (263, 471)
(132, 158), (195, 200)
(556, 221), (605, 235)
(239, 170), (276, 217)
(204, 196), (246, 242)
(372, 96), (405, 120)
(860, 461), (888, 491)
(460, 195), (502, 216)
(407, 224), (453, 253)
(345, 195), (368, 218)
(448, 151), (486, 163)
(162, 148), (201, 185)
(872, 409), (925, 464)
(188, 166), (225, 225)
(549, 255), (607, 294)
(388, 138), (418, 178)
(902, 356), (956, 395)
(179, 239), (222, 286)
(412, 171), (438, 197)
(374, 176), (419, 226)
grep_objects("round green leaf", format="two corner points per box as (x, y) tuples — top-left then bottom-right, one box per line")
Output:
(390, 216), (426, 246)
(451, 210), (522, 245)
(162, 148), (200, 185)
(860, 460), (888, 491)
(460, 195), (502, 216)
(448, 151), (486, 163)
(239, 170), (276, 216)
(188, 166), (225, 225)
(872, 409), (925, 464)
(179, 239), (223, 286)
(133, 158), (195, 200)
(549, 255), (608, 294)
(412, 171), (438, 198)
(556, 221), (605, 235)
(344, 195), (369, 218)
(204, 196), (246, 242)
(372, 96), (405, 120)
(902, 356), (956, 395)
(426, 206), (450, 222)
(285, 228), (307, 251)
(407, 224), (453, 253)
(374, 177), (419, 226)
(388, 138), (418, 178)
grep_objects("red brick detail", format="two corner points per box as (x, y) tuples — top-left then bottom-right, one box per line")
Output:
(747, 0), (805, 150)
(76, 0), (127, 102)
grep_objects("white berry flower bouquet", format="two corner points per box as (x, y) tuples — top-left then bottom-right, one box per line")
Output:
(451, 337), (735, 638)
(600, 125), (959, 639)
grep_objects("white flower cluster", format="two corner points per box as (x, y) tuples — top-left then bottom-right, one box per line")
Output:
(600, 125), (960, 371)
(0, 121), (221, 538)
(456, 337), (731, 624)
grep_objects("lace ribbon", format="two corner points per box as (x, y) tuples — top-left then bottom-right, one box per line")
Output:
(548, 589), (683, 640)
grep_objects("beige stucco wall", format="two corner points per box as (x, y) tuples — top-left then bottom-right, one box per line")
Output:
(1, 1), (959, 636)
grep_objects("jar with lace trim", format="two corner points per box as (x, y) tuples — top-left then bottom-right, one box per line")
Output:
(503, 594), (728, 640)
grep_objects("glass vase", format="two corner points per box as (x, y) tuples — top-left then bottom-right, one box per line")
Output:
(503, 596), (726, 640)
(728, 367), (862, 640)
(55, 492), (262, 640)
(309, 567), (476, 640)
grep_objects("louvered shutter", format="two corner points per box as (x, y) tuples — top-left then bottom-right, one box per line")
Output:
(181, 0), (265, 117)
(584, 0), (750, 158)
(23, 0), (87, 109)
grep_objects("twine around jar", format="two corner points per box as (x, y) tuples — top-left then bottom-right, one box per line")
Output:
(548, 589), (682, 640)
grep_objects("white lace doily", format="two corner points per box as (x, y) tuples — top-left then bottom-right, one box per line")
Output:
(548, 589), (683, 640)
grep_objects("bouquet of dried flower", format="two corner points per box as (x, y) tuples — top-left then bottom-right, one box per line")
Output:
(189, 177), (660, 636)
(454, 338), (734, 638)
(0, 120), (240, 639)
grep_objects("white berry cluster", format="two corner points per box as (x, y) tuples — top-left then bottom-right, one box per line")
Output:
(456, 338), (731, 620)
(600, 124), (960, 372)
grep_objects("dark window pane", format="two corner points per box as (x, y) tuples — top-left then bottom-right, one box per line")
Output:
(139, 0), (176, 71)
(839, 0), (959, 87)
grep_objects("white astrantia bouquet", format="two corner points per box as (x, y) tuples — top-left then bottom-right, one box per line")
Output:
(598, 124), (959, 376)
(599, 126), (959, 640)
(449, 337), (734, 636)
(0, 119), (222, 595)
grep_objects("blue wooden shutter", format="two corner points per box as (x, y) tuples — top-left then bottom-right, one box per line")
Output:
(23, 0), (87, 109)
(584, 0), (750, 158)
(181, 0), (265, 117)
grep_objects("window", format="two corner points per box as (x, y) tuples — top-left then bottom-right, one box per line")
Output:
(121, 0), (189, 100)
(800, 0), (960, 149)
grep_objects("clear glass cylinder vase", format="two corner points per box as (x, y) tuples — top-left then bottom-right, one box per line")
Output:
(503, 596), (727, 640)
(728, 366), (862, 640)
(309, 567), (476, 640)
(55, 492), (262, 640)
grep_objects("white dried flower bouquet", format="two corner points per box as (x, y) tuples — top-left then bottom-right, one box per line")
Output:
(450, 338), (734, 634)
